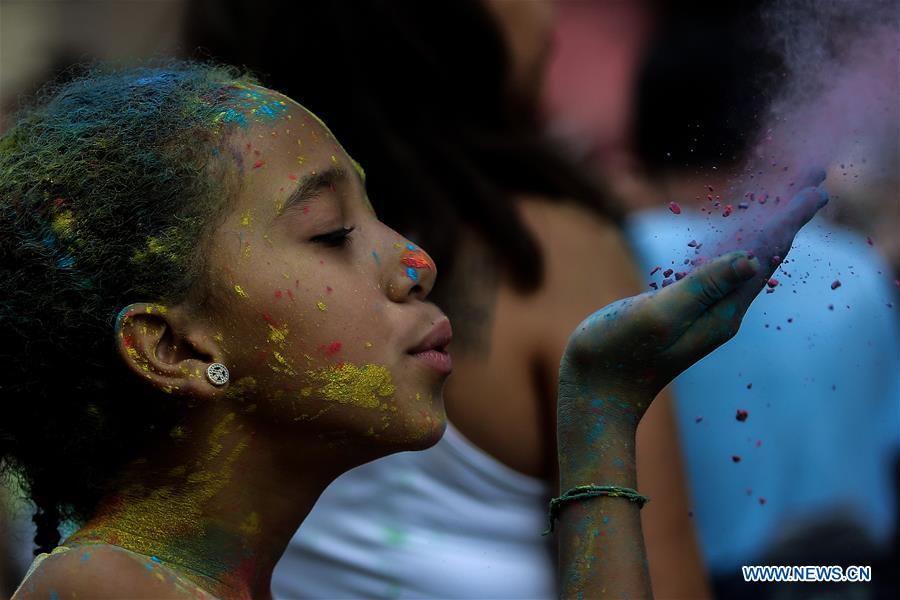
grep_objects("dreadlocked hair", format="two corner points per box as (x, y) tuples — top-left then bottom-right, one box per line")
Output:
(0, 60), (256, 555)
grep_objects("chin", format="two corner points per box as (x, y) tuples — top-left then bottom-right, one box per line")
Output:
(376, 394), (448, 453)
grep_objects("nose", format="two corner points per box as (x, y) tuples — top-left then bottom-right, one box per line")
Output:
(383, 238), (437, 303)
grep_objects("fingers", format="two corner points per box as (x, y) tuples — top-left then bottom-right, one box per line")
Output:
(653, 251), (760, 324)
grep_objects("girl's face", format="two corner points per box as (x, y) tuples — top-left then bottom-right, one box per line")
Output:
(196, 90), (450, 450)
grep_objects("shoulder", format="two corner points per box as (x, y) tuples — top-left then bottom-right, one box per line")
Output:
(516, 195), (643, 308)
(12, 544), (213, 599)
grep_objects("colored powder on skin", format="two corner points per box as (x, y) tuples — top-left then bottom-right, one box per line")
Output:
(238, 512), (260, 537)
(241, 208), (253, 227)
(274, 290), (282, 299)
(668, 201), (682, 214)
(400, 253), (432, 270)
(320, 341), (342, 356)
(307, 363), (396, 409)
(267, 323), (290, 347)
(71, 413), (251, 579)
(252, 160), (264, 169)
(234, 285), (247, 298)
(371, 250), (381, 266)
(316, 301), (327, 311)
(406, 267), (419, 282)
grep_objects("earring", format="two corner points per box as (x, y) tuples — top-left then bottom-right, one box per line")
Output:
(206, 362), (230, 386)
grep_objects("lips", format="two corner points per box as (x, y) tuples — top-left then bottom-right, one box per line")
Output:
(407, 319), (452, 354)
(407, 319), (453, 375)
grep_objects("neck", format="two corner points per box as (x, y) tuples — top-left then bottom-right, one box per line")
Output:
(68, 407), (364, 599)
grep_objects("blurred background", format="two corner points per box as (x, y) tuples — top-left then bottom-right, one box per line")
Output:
(2, 1), (897, 598)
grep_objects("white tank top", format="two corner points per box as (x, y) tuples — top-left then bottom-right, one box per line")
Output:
(272, 422), (556, 599)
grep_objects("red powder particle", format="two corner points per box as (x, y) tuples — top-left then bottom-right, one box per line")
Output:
(736, 409), (748, 422)
(123, 334), (134, 348)
(722, 204), (733, 217)
(650, 266), (661, 275)
(867, 236), (874, 246)
(675, 271), (687, 281)
(746, 382), (753, 389)
(302, 206), (310, 214)
(252, 160), (265, 169)
(287, 289), (295, 302)
(320, 341), (342, 356)
(289, 174), (297, 181)
(767, 278), (779, 288)
(663, 268), (674, 278)
(668, 201), (682, 214)
(732, 455), (742, 463)
(274, 290), (283, 299)
(831, 279), (842, 290)
(326, 286), (333, 293)
(759, 497), (767, 505)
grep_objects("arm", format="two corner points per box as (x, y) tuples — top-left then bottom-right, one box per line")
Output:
(637, 389), (710, 599)
(519, 199), (709, 596)
(555, 180), (828, 598)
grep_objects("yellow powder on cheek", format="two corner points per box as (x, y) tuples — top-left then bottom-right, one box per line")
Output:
(307, 364), (395, 409)
(234, 284), (248, 298)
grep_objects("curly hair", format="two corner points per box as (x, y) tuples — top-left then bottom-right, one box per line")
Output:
(0, 61), (256, 555)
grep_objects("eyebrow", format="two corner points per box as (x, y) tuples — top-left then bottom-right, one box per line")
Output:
(277, 166), (348, 219)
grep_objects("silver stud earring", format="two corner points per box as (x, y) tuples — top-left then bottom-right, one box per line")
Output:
(206, 362), (230, 386)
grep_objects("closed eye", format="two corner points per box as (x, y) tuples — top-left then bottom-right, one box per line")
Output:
(311, 226), (355, 247)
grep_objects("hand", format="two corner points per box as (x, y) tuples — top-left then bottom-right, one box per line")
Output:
(558, 176), (828, 432)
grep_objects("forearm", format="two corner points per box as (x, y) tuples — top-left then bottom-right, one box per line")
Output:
(557, 397), (652, 599)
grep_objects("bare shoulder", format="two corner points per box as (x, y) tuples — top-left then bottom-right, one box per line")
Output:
(12, 544), (214, 599)
(517, 195), (643, 308)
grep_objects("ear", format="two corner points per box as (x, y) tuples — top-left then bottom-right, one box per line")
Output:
(114, 303), (228, 399)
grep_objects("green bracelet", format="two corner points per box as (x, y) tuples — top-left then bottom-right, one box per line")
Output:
(543, 484), (650, 535)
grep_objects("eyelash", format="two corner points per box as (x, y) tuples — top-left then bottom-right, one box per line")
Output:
(311, 226), (355, 247)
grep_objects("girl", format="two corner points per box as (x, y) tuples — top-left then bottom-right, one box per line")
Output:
(1, 62), (826, 598)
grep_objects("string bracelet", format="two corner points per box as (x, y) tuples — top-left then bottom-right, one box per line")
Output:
(543, 484), (650, 535)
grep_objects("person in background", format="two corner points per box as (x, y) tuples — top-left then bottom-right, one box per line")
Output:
(187, 0), (709, 597)
(545, 1), (900, 597)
